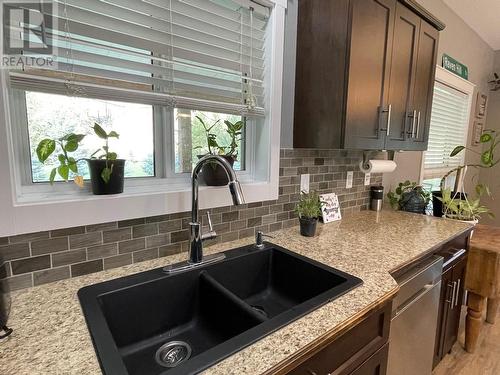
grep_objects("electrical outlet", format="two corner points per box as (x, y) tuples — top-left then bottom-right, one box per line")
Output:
(300, 174), (310, 193)
(364, 173), (371, 186)
(346, 171), (354, 189)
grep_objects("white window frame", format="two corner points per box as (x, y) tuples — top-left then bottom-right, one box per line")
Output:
(419, 65), (476, 184)
(0, 0), (285, 237)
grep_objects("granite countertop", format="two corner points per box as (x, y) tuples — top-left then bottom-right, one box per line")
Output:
(0, 210), (472, 375)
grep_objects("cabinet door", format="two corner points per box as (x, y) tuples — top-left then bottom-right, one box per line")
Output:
(433, 267), (453, 368)
(344, 0), (396, 150)
(406, 20), (439, 150)
(350, 343), (389, 375)
(384, 3), (420, 150)
(443, 256), (467, 353)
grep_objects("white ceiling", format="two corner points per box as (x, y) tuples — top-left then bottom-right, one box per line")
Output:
(443, 0), (500, 50)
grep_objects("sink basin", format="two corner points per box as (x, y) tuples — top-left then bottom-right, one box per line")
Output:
(78, 243), (362, 375)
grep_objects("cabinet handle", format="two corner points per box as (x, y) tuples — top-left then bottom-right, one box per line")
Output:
(386, 104), (392, 136)
(455, 279), (461, 307)
(446, 281), (456, 306)
(415, 111), (421, 139)
(411, 110), (417, 138)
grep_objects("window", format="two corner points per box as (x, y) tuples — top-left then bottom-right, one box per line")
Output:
(7, 0), (269, 190)
(422, 68), (474, 189)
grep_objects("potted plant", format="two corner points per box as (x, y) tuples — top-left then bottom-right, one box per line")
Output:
(36, 123), (125, 195)
(87, 123), (125, 195)
(387, 180), (431, 214)
(435, 129), (499, 222)
(295, 191), (322, 237)
(194, 116), (244, 186)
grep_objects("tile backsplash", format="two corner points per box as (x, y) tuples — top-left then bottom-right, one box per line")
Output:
(0, 149), (382, 292)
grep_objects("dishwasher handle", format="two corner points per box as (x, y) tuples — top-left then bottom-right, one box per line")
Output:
(394, 284), (435, 318)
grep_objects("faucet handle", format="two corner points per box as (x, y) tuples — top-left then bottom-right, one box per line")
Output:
(255, 231), (274, 249)
(201, 212), (217, 241)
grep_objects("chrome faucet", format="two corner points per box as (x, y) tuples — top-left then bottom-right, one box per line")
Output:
(164, 154), (245, 274)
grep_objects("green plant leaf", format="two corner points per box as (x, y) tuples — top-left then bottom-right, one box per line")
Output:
(107, 131), (119, 138)
(36, 139), (56, 163)
(68, 157), (78, 173)
(450, 146), (466, 157)
(65, 140), (78, 152)
(58, 164), (69, 181)
(480, 133), (492, 143)
(101, 166), (113, 184)
(482, 150), (493, 165)
(58, 154), (66, 164)
(49, 168), (57, 185)
(93, 123), (108, 139)
(107, 152), (117, 160)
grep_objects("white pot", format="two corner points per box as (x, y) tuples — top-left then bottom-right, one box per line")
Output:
(442, 215), (478, 225)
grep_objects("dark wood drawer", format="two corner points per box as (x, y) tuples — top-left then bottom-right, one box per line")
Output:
(287, 301), (391, 375)
(350, 343), (389, 375)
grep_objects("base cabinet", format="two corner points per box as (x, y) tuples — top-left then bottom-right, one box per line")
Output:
(283, 301), (392, 375)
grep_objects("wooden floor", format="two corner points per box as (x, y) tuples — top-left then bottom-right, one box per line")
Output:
(433, 306), (500, 375)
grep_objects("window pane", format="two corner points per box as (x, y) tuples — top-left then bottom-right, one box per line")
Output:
(25, 91), (154, 183)
(174, 109), (245, 174)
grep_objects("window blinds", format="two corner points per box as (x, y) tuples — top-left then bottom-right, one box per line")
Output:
(423, 81), (470, 178)
(9, 0), (270, 115)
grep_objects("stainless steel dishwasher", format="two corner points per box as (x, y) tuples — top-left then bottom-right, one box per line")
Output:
(388, 255), (443, 375)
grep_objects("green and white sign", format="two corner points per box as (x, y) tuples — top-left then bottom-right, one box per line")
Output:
(442, 54), (469, 80)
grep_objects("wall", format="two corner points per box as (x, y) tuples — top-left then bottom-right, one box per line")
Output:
(481, 50), (500, 225)
(0, 149), (381, 292)
(383, 0), (495, 197)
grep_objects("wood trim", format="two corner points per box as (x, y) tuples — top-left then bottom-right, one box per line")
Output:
(398, 0), (446, 30)
(263, 290), (398, 375)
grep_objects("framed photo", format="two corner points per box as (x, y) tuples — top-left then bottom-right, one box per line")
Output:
(475, 92), (488, 118)
(472, 120), (484, 146)
(319, 193), (342, 223)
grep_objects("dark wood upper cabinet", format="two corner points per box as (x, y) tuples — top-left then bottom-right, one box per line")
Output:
(293, 0), (442, 151)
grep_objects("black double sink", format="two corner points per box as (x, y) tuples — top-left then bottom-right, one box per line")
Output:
(78, 243), (362, 375)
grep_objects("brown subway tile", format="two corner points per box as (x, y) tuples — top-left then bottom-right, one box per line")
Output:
(247, 217), (262, 228)
(170, 230), (189, 244)
(133, 248), (159, 263)
(86, 222), (118, 232)
(0, 237), (7, 246)
(118, 218), (145, 228)
(1, 274), (33, 292)
(103, 228), (132, 243)
(262, 214), (277, 225)
(9, 231), (49, 244)
(221, 232), (239, 243)
(269, 222), (283, 232)
(221, 211), (239, 222)
(52, 249), (87, 267)
(158, 219), (182, 233)
(145, 215), (170, 223)
(146, 234), (170, 248)
(11, 255), (50, 275)
(230, 220), (247, 231)
(255, 206), (270, 217)
(132, 223), (158, 238)
(71, 259), (103, 277)
(159, 243), (183, 257)
(213, 223), (231, 234)
(0, 243), (30, 261)
(239, 228), (255, 239)
(33, 266), (70, 286)
(0, 262), (10, 279)
(87, 243), (118, 260)
(50, 226), (85, 238)
(119, 238), (146, 254)
(103, 254), (132, 270)
(69, 232), (102, 249)
(248, 202), (262, 208)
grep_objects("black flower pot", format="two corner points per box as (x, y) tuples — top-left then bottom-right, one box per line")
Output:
(198, 155), (235, 186)
(87, 159), (125, 195)
(299, 217), (317, 237)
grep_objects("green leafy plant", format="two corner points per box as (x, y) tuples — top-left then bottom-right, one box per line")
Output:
(387, 181), (431, 210)
(438, 185), (492, 221)
(90, 123), (120, 184)
(439, 130), (499, 221)
(194, 116), (244, 158)
(295, 191), (322, 219)
(36, 133), (86, 185)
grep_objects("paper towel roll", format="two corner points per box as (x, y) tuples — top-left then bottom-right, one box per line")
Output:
(359, 160), (397, 173)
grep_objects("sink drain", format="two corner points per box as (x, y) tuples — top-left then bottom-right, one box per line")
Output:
(155, 341), (192, 368)
(251, 305), (268, 318)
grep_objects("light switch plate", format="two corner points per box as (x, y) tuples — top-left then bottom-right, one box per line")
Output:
(300, 174), (310, 193)
(364, 173), (371, 186)
(346, 171), (354, 189)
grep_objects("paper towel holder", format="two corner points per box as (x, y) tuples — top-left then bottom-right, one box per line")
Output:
(361, 150), (396, 170)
